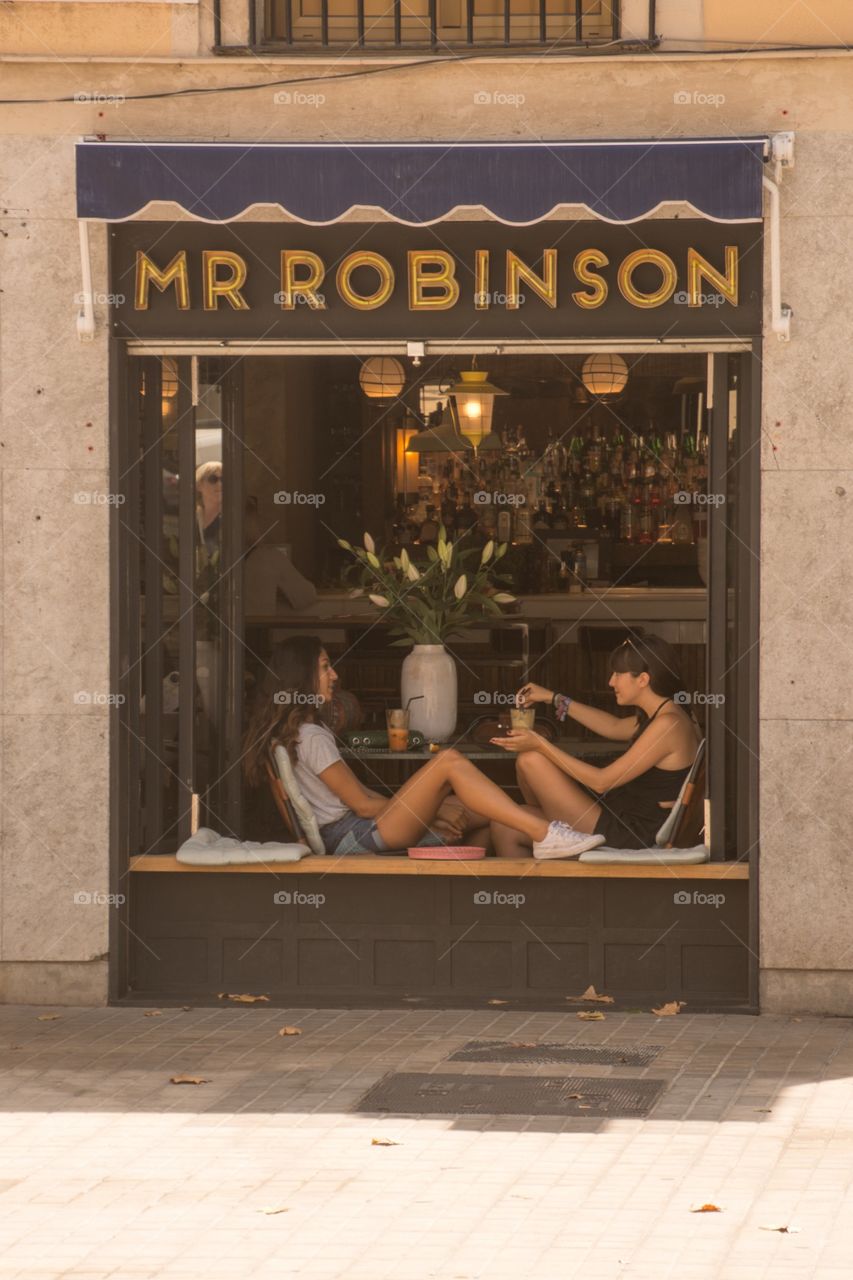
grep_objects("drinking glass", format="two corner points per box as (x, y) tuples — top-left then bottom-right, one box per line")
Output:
(386, 708), (410, 752)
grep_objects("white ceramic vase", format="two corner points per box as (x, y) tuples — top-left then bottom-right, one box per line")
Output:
(401, 644), (458, 742)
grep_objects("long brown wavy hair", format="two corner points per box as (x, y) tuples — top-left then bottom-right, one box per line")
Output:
(243, 636), (325, 788)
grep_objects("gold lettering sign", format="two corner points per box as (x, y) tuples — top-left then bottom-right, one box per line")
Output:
(408, 251), (460, 311)
(474, 249), (489, 310)
(337, 251), (395, 310)
(280, 251), (326, 310)
(506, 249), (557, 310)
(202, 251), (249, 311)
(687, 246), (738, 307)
(572, 249), (609, 310)
(128, 243), (743, 317)
(617, 249), (678, 309)
(134, 250), (190, 311)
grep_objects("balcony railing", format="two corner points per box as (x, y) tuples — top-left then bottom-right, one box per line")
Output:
(256, 0), (620, 51)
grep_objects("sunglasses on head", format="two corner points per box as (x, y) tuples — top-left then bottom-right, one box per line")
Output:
(204, 473), (222, 485)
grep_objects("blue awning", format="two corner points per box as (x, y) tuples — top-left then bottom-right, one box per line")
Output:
(76, 138), (768, 226)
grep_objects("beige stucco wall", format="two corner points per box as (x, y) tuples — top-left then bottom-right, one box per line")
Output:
(1, 47), (852, 1011)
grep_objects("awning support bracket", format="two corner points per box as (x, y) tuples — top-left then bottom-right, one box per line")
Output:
(765, 132), (795, 342)
(76, 220), (95, 341)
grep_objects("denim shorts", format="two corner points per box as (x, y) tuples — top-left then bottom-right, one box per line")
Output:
(319, 812), (446, 856)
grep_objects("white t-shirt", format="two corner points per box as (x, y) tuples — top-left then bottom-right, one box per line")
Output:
(294, 723), (350, 828)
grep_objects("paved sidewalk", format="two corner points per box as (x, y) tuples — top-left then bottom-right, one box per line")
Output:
(0, 1005), (851, 1279)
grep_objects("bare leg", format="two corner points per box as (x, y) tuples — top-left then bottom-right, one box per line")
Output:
(375, 749), (549, 850)
(515, 753), (603, 834)
(491, 805), (543, 858)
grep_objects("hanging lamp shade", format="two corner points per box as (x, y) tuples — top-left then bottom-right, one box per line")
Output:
(358, 355), (406, 399)
(405, 402), (473, 455)
(447, 367), (508, 450)
(581, 353), (629, 398)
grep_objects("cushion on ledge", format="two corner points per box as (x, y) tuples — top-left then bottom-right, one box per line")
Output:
(177, 827), (311, 865)
(579, 844), (709, 865)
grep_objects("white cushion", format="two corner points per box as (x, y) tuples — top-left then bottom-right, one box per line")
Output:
(273, 745), (326, 855)
(177, 827), (310, 865)
(579, 844), (708, 865)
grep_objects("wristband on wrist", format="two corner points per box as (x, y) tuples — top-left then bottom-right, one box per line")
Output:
(553, 692), (572, 722)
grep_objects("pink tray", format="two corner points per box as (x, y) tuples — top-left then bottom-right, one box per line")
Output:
(407, 845), (487, 860)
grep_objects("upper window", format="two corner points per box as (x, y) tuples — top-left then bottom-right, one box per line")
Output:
(263, 0), (619, 50)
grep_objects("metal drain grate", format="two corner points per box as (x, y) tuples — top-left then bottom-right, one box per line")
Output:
(355, 1072), (665, 1118)
(449, 1041), (663, 1067)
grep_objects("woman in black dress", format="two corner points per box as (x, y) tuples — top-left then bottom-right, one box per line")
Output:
(489, 633), (701, 858)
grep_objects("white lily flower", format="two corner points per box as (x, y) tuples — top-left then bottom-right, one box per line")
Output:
(349, 588), (364, 598)
(366, 552), (380, 569)
(493, 592), (516, 603)
(406, 563), (420, 582)
(480, 539), (494, 565)
(400, 547), (410, 571)
(369, 593), (390, 607)
(364, 532), (375, 554)
(338, 538), (353, 551)
(454, 574), (467, 600)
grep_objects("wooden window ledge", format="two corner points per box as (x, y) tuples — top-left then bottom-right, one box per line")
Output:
(129, 855), (748, 880)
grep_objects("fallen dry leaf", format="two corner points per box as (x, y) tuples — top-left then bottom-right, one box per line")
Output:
(566, 1093), (583, 1100)
(219, 993), (270, 1004)
(580, 985), (615, 1004)
(144, 1010), (163, 1017)
(577, 1010), (606, 1021)
(754, 1108), (772, 1113)
(690, 1204), (723, 1213)
(181, 1006), (192, 1012)
(257, 1206), (289, 1215)
(509, 1041), (538, 1048)
(36, 1013), (61, 1022)
(487, 998), (509, 1006)
(278, 1026), (302, 1037)
(371, 1137), (400, 1146)
(759, 1224), (800, 1234)
(169, 1074), (209, 1085)
(652, 1001), (686, 1016)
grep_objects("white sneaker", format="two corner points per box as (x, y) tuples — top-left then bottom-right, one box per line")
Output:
(532, 820), (606, 860)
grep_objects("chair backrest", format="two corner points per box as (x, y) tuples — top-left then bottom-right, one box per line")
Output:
(270, 744), (326, 855)
(656, 738), (706, 849)
(264, 757), (301, 842)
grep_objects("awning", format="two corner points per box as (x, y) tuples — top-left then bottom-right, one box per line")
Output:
(75, 138), (768, 226)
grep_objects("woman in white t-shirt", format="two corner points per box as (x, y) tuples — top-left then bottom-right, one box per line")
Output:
(243, 637), (593, 858)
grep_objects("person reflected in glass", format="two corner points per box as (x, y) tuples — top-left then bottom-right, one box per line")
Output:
(195, 460), (222, 558)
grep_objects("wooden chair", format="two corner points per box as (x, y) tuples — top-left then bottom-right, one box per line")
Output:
(660, 739), (706, 850)
(264, 756), (302, 844)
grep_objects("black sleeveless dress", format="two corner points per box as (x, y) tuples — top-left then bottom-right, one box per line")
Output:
(590, 701), (692, 849)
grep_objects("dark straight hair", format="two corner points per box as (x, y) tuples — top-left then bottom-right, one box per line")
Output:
(608, 631), (684, 700)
